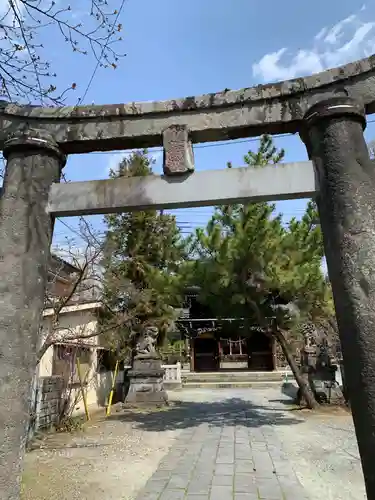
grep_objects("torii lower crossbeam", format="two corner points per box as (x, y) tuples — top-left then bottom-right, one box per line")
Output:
(47, 161), (317, 216)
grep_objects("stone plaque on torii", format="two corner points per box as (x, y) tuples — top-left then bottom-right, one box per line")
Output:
(1, 54), (375, 498)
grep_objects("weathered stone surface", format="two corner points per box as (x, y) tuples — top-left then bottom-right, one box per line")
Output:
(312, 380), (344, 405)
(297, 324), (344, 404)
(135, 326), (159, 355)
(47, 161), (317, 217)
(32, 376), (64, 433)
(0, 130), (65, 499)
(163, 125), (194, 176)
(126, 355), (168, 406)
(301, 96), (375, 499)
(311, 346), (344, 403)
(0, 55), (375, 152)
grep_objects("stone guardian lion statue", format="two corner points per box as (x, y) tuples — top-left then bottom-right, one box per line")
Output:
(135, 326), (159, 355)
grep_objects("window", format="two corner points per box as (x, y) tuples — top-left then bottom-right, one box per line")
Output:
(53, 345), (92, 384)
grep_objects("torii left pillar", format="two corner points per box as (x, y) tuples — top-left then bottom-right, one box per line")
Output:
(0, 130), (65, 500)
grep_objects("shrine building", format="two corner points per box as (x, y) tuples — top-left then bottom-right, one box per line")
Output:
(176, 286), (281, 372)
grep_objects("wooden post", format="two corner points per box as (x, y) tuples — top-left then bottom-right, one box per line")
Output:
(190, 338), (195, 372)
(272, 337), (277, 371)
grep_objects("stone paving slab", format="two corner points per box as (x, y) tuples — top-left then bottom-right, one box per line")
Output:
(135, 421), (310, 500)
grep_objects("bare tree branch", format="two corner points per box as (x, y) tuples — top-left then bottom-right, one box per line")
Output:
(38, 212), (171, 367)
(38, 217), (106, 363)
(0, 0), (126, 104)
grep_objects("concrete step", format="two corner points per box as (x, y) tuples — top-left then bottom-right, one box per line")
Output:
(182, 380), (285, 389)
(182, 371), (293, 384)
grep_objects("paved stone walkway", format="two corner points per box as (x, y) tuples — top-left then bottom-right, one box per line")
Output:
(135, 396), (309, 500)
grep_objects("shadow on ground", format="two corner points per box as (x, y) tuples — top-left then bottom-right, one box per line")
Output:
(281, 382), (298, 399)
(268, 399), (299, 407)
(109, 397), (304, 432)
(267, 384), (300, 408)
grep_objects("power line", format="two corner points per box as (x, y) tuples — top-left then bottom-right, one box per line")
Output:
(55, 218), (90, 240)
(54, 209), (313, 239)
(87, 133), (295, 156)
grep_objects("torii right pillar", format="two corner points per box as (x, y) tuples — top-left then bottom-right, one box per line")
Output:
(301, 96), (375, 499)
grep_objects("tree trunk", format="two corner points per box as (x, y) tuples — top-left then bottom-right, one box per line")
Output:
(273, 329), (319, 410)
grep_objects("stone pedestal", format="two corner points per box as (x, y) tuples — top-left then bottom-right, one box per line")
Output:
(301, 346), (316, 370)
(311, 361), (344, 405)
(126, 354), (168, 406)
(300, 337), (344, 404)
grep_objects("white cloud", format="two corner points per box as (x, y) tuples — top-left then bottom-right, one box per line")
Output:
(315, 27), (328, 42)
(253, 8), (375, 82)
(323, 14), (357, 45)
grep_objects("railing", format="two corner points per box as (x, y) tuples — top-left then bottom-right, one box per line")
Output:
(121, 362), (182, 384)
(163, 362), (182, 384)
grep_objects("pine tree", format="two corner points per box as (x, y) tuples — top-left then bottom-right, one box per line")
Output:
(189, 135), (333, 408)
(101, 150), (185, 360)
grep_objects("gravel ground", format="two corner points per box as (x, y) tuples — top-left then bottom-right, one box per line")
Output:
(253, 387), (366, 500)
(21, 406), (180, 500)
(21, 389), (366, 500)
(276, 407), (366, 499)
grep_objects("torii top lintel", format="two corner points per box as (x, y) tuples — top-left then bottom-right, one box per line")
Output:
(1, 54), (375, 155)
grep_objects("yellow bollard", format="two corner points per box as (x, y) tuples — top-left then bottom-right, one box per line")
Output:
(76, 358), (90, 421)
(106, 360), (119, 417)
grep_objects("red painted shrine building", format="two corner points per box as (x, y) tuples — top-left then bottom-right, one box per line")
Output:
(176, 287), (279, 372)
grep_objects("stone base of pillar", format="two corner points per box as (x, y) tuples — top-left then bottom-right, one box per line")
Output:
(125, 354), (168, 406)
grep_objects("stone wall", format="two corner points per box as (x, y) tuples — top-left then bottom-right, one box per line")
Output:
(35, 376), (65, 431)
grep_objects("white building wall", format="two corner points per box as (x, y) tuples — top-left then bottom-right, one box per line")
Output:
(39, 302), (105, 415)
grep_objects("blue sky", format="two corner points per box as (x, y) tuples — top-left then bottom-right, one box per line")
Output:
(3, 0), (375, 248)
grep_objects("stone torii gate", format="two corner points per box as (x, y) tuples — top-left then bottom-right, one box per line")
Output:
(1, 54), (375, 499)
